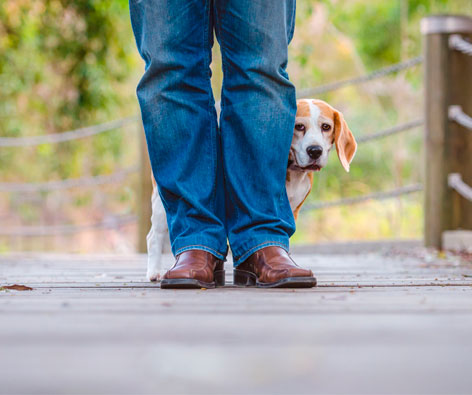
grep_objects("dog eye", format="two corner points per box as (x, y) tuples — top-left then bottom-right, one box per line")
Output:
(321, 123), (331, 131)
(295, 123), (305, 132)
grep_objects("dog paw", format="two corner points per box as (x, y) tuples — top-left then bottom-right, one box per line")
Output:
(147, 270), (161, 282)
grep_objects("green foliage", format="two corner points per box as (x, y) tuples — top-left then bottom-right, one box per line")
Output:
(0, 0), (138, 181)
(327, 0), (402, 69)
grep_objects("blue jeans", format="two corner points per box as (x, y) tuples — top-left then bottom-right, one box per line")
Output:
(130, 0), (297, 265)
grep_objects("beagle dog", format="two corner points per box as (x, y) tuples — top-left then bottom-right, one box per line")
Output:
(287, 99), (357, 220)
(146, 99), (357, 281)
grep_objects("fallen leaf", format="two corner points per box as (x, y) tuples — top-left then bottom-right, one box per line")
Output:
(2, 284), (33, 291)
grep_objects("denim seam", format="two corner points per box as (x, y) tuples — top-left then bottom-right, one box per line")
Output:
(287, 1), (296, 44)
(175, 244), (227, 260)
(233, 240), (289, 265)
(203, 1), (217, 215)
(214, 4), (240, 227)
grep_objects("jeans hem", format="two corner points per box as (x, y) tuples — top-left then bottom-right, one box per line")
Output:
(232, 237), (289, 266)
(174, 244), (228, 262)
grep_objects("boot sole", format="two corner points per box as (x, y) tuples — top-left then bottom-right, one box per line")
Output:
(160, 270), (225, 289)
(233, 269), (316, 288)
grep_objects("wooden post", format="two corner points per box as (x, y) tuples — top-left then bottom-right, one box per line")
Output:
(422, 15), (472, 249)
(449, 28), (472, 235)
(138, 122), (153, 253)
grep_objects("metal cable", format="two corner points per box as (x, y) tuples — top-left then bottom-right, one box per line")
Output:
(357, 119), (423, 144)
(0, 215), (137, 237)
(0, 166), (139, 193)
(0, 116), (139, 147)
(448, 173), (472, 202)
(300, 184), (423, 211)
(296, 56), (423, 98)
(449, 34), (472, 56)
(449, 105), (472, 131)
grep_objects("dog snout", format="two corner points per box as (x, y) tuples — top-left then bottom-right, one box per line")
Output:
(306, 145), (323, 160)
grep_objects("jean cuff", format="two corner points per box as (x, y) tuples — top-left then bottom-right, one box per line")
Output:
(231, 236), (289, 267)
(173, 240), (228, 262)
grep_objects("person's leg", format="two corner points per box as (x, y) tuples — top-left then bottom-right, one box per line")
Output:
(214, 0), (297, 266)
(130, 0), (228, 260)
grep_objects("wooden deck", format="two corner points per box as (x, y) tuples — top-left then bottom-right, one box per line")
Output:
(1, 247), (472, 394)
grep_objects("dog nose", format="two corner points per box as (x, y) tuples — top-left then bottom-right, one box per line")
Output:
(306, 145), (323, 160)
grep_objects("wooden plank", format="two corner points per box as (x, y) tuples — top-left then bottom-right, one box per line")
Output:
(2, 251), (471, 288)
(1, 313), (472, 394)
(1, 252), (472, 394)
(2, 288), (472, 316)
(1, 341), (471, 394)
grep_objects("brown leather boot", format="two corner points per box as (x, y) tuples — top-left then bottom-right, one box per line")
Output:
(233, 246), (316, 288)
(161, 249), (225, 289)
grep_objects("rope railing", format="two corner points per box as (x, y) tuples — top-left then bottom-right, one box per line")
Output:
(448, 173), (472, 202)
(215, 57), (422, 113)
(357, 119), (423, 144)
(0, 118), (422, 194)
(0, 57), (421, 148)
(449, 34), (472, 56)
(300, 184), (423, 211)
(0, 166), (139, 193)
(449, 105), (472, 131)
(0, 56), (426, 237)
(0, 215), (137, 237)
(0, 184), (424, 236)
(296, 56), (423, 98)
(0, 53), (423, 149)
(0, 116), (139, 147)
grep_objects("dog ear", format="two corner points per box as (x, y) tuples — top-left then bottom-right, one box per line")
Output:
(333, 110), (357, 172)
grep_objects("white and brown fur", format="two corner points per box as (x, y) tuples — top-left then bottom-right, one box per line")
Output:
(146, 99), (357, 281)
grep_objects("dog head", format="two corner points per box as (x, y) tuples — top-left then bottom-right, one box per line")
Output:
(288, 99), (357, 172)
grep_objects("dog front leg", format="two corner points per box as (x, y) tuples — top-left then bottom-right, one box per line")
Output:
(146, 187), (168, 281)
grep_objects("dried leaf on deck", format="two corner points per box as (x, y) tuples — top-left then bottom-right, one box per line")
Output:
(2, 284), (33, 291)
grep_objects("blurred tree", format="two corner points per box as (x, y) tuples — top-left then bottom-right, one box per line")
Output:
(0, 0), (138, 181)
